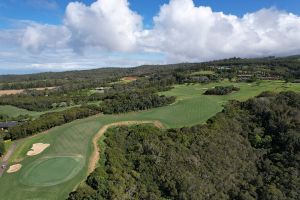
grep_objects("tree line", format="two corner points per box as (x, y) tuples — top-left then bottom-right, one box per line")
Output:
(5, 105), (101, 140)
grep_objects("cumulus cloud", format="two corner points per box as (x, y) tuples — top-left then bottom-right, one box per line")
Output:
(2, 0), (300, 72)
(64, 0), (142, 52)
(22, 24), (70, 53)
(16, 0), (300, 60)
(141, 0), (300, 62)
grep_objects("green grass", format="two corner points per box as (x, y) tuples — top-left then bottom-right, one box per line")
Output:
(4, 140), (12, 153)
(20, 156), (84, 187)
(0, 105), (79, 118)
(0, 105), (42, 117)
(0, 80), (299, 200)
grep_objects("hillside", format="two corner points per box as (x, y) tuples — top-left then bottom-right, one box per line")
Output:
(0, 55), (299, 90)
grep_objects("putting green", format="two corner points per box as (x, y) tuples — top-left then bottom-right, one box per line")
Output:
(20, 155), (84, 187)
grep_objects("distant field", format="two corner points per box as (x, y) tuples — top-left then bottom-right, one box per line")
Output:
(121, 76), (138, 82)
(0, 80), (299, 199)
(0, 105), (79, 118)
(0, 87), (56, 96)
(109, 76), (138, 85)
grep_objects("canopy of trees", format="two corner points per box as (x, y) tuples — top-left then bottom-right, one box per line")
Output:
(101, 91), (175, 114)
(70, 91), (300, 200)
(204, 85), (240, 95)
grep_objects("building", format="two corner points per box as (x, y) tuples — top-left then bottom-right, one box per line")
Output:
(94, 87), (111, 94)
(0, 121), (18, 131)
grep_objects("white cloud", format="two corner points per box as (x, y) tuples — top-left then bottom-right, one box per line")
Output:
(2, 0), (300, 73)
(64, 0), (142, 52)
(21, 24), (70, 53)
(14, 0), (300, 60)
(141, 0), (300, 62)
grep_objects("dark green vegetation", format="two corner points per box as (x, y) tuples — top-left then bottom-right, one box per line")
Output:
(70, 92), (300, 200)
(204, 85), (240, 95)
(101, 91), (175, 114)
(0, 133), (4, 156)
(0, 65), (179, 90)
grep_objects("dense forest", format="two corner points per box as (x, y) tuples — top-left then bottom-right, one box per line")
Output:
(69, 91), (300, 200)
(101, 91), (175, 114)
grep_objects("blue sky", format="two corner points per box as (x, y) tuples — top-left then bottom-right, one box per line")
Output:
(1, 0), (300, 27)
(0, 0), (300, 74)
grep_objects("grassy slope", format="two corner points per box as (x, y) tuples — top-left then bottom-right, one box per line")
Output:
(0, 105), (79, 118)
(0, 105), (41, 117)
(0, 80), (299, 200)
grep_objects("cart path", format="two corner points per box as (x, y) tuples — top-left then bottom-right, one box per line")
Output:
(0, 141), (18, 177)
(88, 120), (164, 174)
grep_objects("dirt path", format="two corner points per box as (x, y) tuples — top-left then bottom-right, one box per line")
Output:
(88, 120), (164, 174)
(0, 141), (18, 177)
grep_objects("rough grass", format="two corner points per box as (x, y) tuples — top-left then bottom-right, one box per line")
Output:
(0, 80), (299, 199)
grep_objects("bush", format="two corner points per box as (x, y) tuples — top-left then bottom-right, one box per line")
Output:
(204, 85), (240, 95)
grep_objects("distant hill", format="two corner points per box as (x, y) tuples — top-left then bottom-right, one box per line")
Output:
(0, 55), (299, 90)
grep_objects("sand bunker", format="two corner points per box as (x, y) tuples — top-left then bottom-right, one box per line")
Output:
(7, 164), (22, 173)
(27, 143), (50, 156)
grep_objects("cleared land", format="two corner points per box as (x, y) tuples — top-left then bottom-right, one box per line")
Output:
(0, 80), (299, 200)
(0, 87), (56, 96)
(121, 76), (138, 82)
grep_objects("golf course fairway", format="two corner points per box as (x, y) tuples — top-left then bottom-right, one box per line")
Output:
(0, 80), (299, 200)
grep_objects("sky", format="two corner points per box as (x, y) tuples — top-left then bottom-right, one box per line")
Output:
(0, 0), (300, 74)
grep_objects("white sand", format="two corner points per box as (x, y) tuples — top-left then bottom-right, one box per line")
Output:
(7, 164), (22, 173)
(27, 143), (50, 156)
